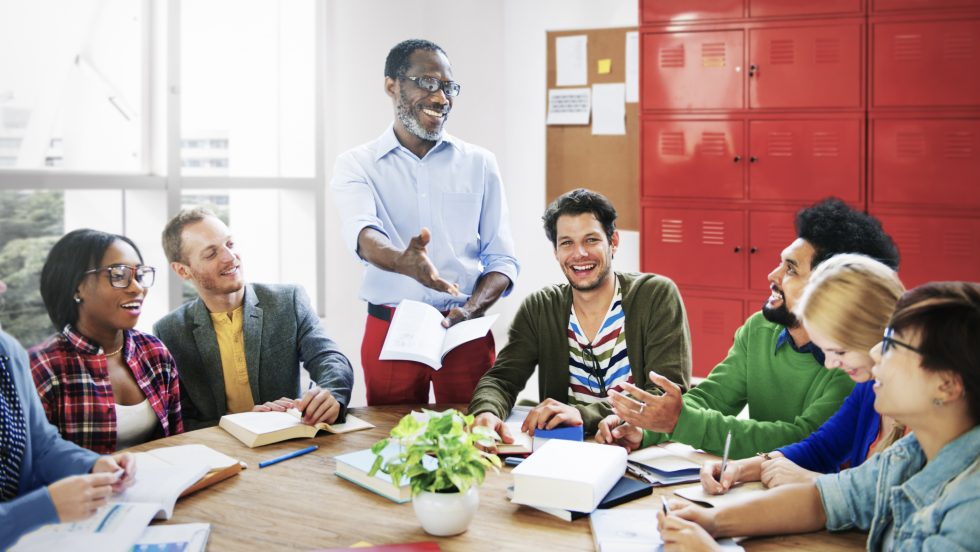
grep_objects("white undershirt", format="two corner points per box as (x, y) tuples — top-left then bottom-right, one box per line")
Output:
(115, 399), (157, 450)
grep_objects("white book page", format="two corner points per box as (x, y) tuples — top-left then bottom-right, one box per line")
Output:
(674, 481), (766, 508)
(439, 313), (499, 359)
(134, 523), (211, 552)
(225, 411), (301, 434)
(146, 444), (239, 470)
(379, 300), (446, 365)
(112, 464), (209, 519)
(11, 502), (157, 552)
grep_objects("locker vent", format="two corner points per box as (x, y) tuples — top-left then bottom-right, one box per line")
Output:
(660, 45), (685, 68)
(700, 132), (727, 156)
(943, 230), (973, 258)
(768, 131), (794, 157)
(896, 131), (926, 158)
(891, 228), (921, 255)
(815, 38), (841, 64)
(768, 223), (792, 247)
(661, 219), (683, 244)
(944, 33), (975, 61)
(769, 39), (795, 64)
(660, 132), (685, 156)
(703, 310), (725, 335)
(702, 42), (726, 68)
(812, 131), (841, 158)
(702, 220), (725, 245)
(944, 131), (974, 159)
(893, 34), (923, 62)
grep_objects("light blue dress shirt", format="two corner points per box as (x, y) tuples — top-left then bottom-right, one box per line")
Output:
(0, 331), (100, 549)
(815, 426), (980, 551)
(331, 125), (519, 311)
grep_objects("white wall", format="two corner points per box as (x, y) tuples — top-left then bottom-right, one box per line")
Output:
(321, 0), (638, 407)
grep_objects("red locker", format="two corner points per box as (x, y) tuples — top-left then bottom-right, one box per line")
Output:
(873, 0), (980, 12)
(749, 0), (864, 18)
(748, 210), (799, 292)
(877, 213), (980, 286)
(749, 23), (863, 109)
(643, 207), (746, 289)
(681, 295), (743, 377)
(642, 30), (744, 110)
(749, 119), (863, 202)
(641, 119), (745, 199)
(872, 117), (980, 209)
(641, 0), (743, 24)
(872, 19), (980, 108)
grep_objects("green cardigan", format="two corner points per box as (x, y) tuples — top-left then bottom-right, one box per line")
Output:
(641, 311), (855, 459)
(468, 272), (692, 432)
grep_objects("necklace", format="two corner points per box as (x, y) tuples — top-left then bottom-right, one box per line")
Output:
(104, 344), (124, 357)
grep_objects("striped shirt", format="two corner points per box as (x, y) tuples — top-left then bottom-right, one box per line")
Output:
(567, 284), (632, 404)
(29, 326), (182, 454)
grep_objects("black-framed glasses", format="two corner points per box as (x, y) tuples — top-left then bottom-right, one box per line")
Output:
(84, 264), (156, 289)
(882, 327), (920, 355)
(400, 75), (461, 97)
(582, 345), (607, 396)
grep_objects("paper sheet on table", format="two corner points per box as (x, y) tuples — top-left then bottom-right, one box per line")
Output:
(556, 35), (588, 86)
(625, 31), (639, 103)
(547, 88), (591, 125)
(592, 83), (626, 135)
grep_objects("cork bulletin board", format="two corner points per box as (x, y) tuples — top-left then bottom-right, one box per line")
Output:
(546, 27), (639, 231)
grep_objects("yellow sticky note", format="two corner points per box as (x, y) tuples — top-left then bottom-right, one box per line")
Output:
(597, 59), (612, 74)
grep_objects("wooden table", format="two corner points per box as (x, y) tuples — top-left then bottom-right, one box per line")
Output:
(129, 405), (865, 551)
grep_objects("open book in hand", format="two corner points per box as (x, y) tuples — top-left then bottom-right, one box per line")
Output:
(219, 408), (374, 448)
(133, 444), (245, 496)
(378, 299), (499, 370)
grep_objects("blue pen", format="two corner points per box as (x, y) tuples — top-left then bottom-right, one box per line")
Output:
(259, 444), (318, 468)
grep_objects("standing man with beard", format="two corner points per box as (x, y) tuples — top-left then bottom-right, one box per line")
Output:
(469, 189), (692, 443)
(331, 39), (519, 405)
(154, 208), (353, 430)
(597, 198), (900, 459)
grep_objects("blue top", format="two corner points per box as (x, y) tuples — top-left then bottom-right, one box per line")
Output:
(0, 331), (100, 549)
(778, 381), (880, 473)
(816, 425), (980, 550)
(331, 125), (520, 310)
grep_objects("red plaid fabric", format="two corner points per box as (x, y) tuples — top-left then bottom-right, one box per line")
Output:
(29, 326), (183, 454)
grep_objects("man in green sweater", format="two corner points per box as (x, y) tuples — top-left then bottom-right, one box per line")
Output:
(597, 198), (900, 459)
(468, 189), (692, 444)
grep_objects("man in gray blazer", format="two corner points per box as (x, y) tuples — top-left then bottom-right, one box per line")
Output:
(154, 207), (353, 431)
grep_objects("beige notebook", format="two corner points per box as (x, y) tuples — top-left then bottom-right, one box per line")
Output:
(219, 409), (374, 448)
(674, 481), (766, 508)
(133, 444), (245, 496)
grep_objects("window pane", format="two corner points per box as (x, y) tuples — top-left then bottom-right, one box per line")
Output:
(181, 0), (315, 177)
(0, 0), (142, 171)
(180, 189), (317, 304)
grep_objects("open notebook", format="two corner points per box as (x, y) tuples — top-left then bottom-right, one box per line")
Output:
(133, 443), (245, 496)
(219, 408), (374, 447)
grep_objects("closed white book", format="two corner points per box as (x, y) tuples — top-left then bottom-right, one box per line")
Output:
(511, 439), (627, 513)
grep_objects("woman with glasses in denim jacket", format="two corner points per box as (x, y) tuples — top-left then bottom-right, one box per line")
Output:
(699, 254), (907, 494)
(29, 229), (182, 454)
(658, 281), (980, 551)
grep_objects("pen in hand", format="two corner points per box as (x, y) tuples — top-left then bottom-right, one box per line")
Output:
(661, 496), (670, 516)
(717, 429), (733, 483)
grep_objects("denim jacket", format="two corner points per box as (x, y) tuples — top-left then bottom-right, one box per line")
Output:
(815, 426), (980, 551)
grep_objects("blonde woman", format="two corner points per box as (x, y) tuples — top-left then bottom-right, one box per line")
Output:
(660, 281), (980, 551)
(701, 254), (905, 494)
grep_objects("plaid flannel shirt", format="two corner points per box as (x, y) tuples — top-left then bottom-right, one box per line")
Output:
(29, 326), (183, 454)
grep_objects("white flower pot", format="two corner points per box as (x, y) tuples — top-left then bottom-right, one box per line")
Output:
(412, 486), (480, 536)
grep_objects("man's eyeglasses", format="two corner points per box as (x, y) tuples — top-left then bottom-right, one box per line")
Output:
(401, 75), (461, 97)
(881, 326), (920, 355)
(84, 264), (156, 289)
(583, 345), (607, 396)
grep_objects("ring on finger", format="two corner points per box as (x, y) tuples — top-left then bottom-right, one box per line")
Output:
(639, 402), (646, 414)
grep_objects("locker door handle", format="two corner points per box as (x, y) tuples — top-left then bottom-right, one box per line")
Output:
(750, 247), (758, 254)
(733, 246), (742, 253)
(748, 64), (758, 77)
(733, 155), (742, 163)
(749, 156), (759, 163)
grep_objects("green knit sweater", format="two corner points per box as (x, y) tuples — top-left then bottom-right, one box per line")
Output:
(640, 311), (855, 459)
(468, 272), (692, 432)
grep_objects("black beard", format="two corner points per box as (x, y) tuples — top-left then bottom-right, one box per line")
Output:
(762, 299), (800, 328)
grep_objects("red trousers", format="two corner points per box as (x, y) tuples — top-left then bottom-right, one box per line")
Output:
(361, 305), (496, 406)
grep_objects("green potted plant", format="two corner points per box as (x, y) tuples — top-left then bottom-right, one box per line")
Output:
(369, 408), (502, 536)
